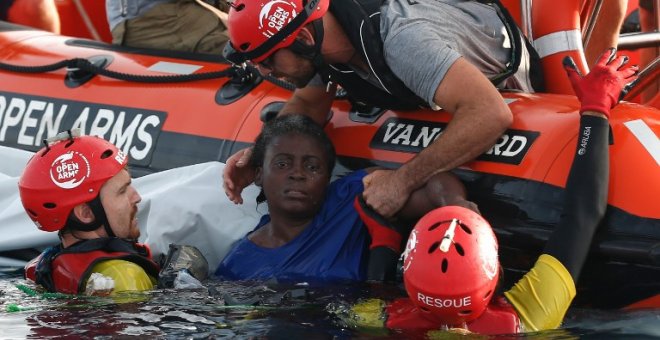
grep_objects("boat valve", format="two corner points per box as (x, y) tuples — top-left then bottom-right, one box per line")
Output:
(216, 64), (262, 105)
(229, 63), (257, 85)
(64, 55), (113, 88)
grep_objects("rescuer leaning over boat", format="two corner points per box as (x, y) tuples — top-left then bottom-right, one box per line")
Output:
(221, 0), (543, 221)
(344, 49), (639, 334)
(19, 133), (159, 295)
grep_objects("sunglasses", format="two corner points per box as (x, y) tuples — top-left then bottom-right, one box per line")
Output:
(257, 52), (277, 70)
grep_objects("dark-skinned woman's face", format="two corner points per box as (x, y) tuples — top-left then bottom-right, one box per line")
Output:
(256, 133), (331, 219)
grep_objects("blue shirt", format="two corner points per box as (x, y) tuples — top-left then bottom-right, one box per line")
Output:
(215, 170), (369, 283)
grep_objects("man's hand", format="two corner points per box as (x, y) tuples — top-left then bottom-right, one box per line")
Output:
(563, 48), (639, 117)
(361, 169), (412, 218)
(222, 147), (256, 204)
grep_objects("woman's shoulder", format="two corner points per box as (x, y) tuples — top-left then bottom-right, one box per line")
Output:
(332, 169), (368, 184)
(327, 169), (368, 196)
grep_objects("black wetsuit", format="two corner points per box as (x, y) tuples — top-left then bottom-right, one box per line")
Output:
(543, 115), (609, 281)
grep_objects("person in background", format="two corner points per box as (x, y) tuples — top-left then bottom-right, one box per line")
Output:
(344, 48), (638, 334)
(20, 132), (159, 295)
(105, 0), (228, 54)
(0, 0), (60, 33)
(215, 114), (478, 283)
(583, 0), (628, 67)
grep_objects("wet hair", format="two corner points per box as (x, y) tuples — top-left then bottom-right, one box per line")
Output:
(250, 114), (336, 170)
(250, 114), (336, 203)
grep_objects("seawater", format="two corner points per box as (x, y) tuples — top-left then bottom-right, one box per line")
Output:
(1, 269), (659, 339)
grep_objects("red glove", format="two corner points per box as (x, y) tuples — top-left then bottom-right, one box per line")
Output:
(354, 196), (402, 252)
(563, 48), (639, 117)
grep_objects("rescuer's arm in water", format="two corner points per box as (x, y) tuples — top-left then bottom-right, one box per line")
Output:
(361, 58), (513, 218)
(223, 85), (336, 204)
(504, 48), (638, 331)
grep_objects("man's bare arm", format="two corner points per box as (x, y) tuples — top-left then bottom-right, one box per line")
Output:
(362, 58), (512, 217)
(280, 84), (337, 125)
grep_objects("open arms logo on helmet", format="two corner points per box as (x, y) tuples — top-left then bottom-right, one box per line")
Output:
(223, 0), (328, 64)
(259, 0), (298, 38)
(19, 131), (129, 232)
(49, 151), (90, 189)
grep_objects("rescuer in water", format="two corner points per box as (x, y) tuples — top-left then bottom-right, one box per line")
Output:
(19, 132), (158, 295)
(344, 48), (638, 334)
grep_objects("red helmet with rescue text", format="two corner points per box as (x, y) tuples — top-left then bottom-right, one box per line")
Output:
(18, 132), (128, 232)
(222, 0), (329, 64)
(402, 206), (500, 325)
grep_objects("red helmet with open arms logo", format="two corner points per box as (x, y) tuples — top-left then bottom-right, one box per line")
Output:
(402, 206), (500, 326)
(18, 131), (128, 232)
(222, 0), (329, 64)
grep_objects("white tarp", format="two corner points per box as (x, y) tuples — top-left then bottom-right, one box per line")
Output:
(0, 146), (262, 271)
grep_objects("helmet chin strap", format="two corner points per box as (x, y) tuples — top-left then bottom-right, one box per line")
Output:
(65, 195), (116, 239)
(289, 19), (329, 85)
(87, 195), (116, 238)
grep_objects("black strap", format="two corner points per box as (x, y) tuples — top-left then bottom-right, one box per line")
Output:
(88, 195), (115, 237)
(61, 238), (150, 257)
(476, 0), (545, 92)
(478, 0), (522, 86)
(321, 0), (426, 109)
(288, 19), (327, 85)
(61, 195), (115, 239)
(226, 0), (324, 63)
(367, 247), (400, 282)
(34, 245), (63, 292)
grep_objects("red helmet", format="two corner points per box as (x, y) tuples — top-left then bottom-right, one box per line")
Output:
(402, 206), (500, 325)
(223, 0), (329, 64)
(18, 133), (128, 232)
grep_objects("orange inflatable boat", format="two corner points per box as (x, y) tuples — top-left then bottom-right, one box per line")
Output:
(0, 1), (658, 309)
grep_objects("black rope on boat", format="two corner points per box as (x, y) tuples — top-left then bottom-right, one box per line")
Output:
(0, 58), (71, 73)
(226, 62), (296, 92)
(0, 57), (297, 90)
(0, 58), (238, 83)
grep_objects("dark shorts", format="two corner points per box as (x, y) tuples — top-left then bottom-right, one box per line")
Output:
(112, 0), (228, 54)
